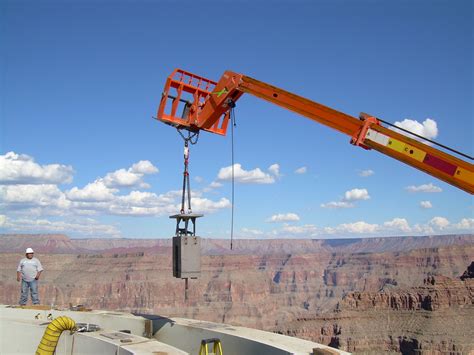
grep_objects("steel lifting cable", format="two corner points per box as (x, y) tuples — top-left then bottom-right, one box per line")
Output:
(177, 129), (199, 214)
(177, 128), (199, 145)
(229, 101), (237, 250)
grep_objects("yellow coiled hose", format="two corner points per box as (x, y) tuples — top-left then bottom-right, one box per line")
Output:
(36, 316), (76, 355)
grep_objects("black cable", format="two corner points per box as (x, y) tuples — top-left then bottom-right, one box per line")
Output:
(230, 107), (236, 250)
(378, 118), (473, 161)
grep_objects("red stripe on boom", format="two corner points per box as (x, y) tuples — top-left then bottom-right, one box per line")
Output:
(423, 154), (457, 176)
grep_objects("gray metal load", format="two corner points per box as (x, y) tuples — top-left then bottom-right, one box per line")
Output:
(172, 235), (201, 279)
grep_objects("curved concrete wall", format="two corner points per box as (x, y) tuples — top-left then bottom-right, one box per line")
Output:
(0, 305), (350, 355)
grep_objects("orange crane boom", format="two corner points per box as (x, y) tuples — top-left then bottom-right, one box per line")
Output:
(157, 69), (474, 194)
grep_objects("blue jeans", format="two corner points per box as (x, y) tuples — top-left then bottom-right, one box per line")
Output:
(20, 279), (39, 305)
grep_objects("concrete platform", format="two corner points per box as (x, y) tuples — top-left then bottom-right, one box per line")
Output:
(0, 305), (350, 355)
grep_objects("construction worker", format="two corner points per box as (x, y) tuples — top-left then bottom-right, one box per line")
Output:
(17, 248), (43, 305)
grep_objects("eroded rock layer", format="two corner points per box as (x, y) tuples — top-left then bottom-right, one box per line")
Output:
(1, 234), (473, 354)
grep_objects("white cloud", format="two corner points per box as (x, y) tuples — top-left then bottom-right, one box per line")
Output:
(1, 184), (59, 204)
(335, 221), (378, 234)
(61, 160), (162, 214)
(406, 183), (442, 193)
(103, 160), (158, 188)
(268, 216), (472, 239)
(266, 213), (300, 223)
(217, 164), (275, 184)
(241, 227), (264, 236)
(66, 180), (117, 202)
(194, 176), (204, 183)
(202, 181), (223, 193)
(103, 169), (144, 188)
(392, 118), (438, 141)
(105, 190), (230, 217)
(107, 191), (175, 216)
(2, 216), (120, 237)
(412, 223), (432, 234)
(281, 223), (318, 236)
(383, 218), (411, 233)
(0, 153), (235, 234)
(0, 151), (74, 185)
(420, 201), (433, 209)
(209, 181), (223, 189)
(344, 188), (370, 201)
(295, 166), (307, 174)
(190, 197), (231, 214)
(108, 205), (173, 217)
(130, 160), (158, 175)
(0, 157), (163, 217)
(202, 180), (223, 193)
(429, 216), (450, 229)
(321, 188), (369, 210)
(277, 221), (382, 238)
(115, 190), (163, 206)
(268, 164), (281, 177)
(64, 160), (164, 214)
(454, 218), (474, 231)
(358, 169), (374, 177)
(105, 190), (173, 216)
(320, 201), (354, 209)
(0, 184), (71, 209)
(411, 216), (471, 234)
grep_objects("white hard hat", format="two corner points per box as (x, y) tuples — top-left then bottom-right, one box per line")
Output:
(25, 248), (34, 254)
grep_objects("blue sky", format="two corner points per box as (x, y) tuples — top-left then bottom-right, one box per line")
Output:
(1, 0), (472, 239)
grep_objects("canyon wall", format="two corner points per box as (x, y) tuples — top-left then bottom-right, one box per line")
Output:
(1, 234), (473, 354)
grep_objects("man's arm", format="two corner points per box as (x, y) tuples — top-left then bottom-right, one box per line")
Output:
(35, 259), (44, 280)
(17, 261), (23, 282)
